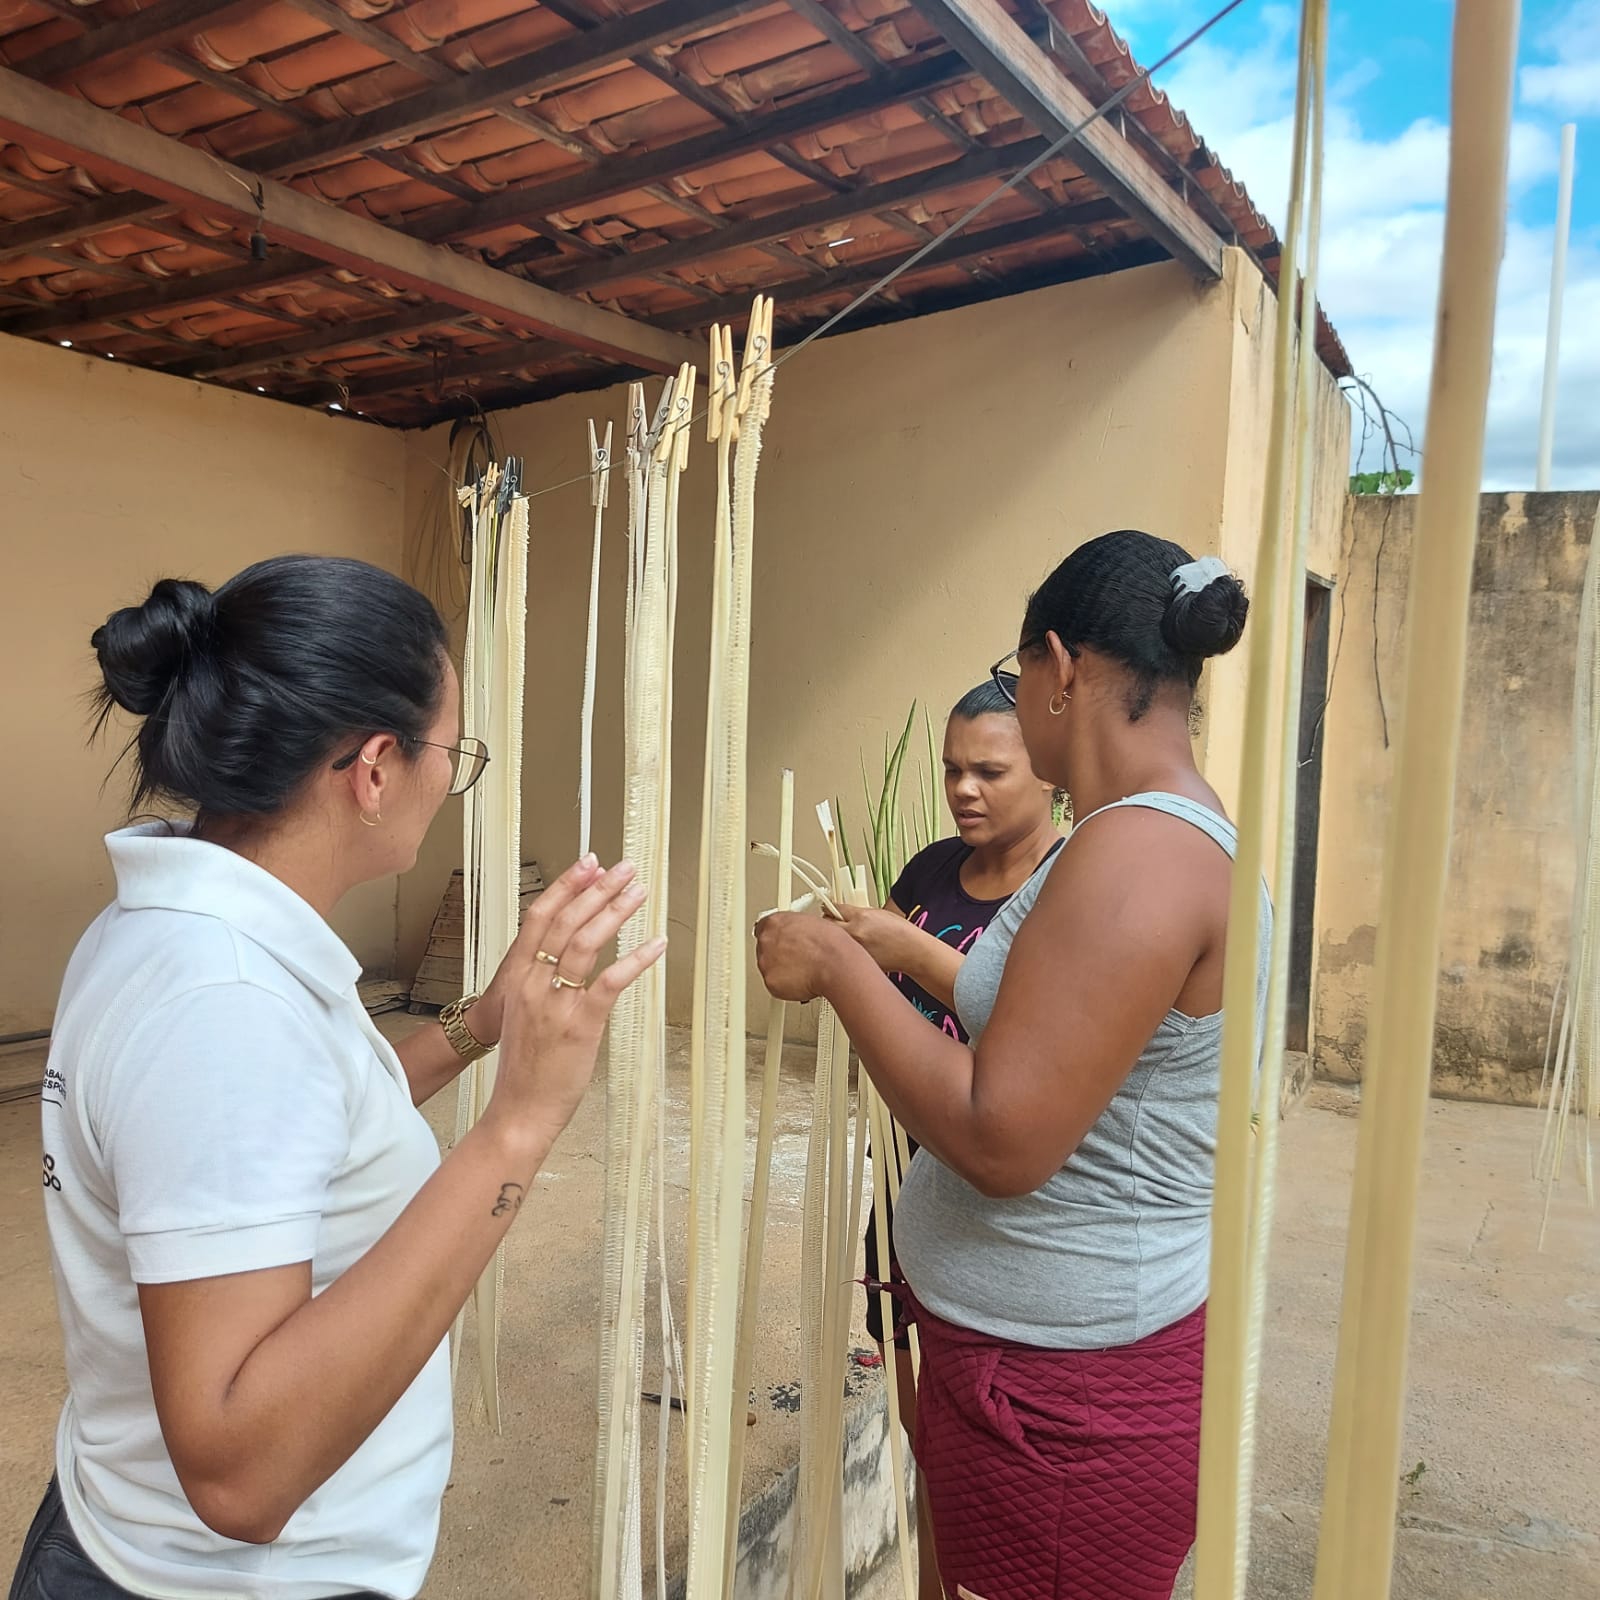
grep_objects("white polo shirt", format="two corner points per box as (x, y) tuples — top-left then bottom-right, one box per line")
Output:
(41, 825), (453, 1600)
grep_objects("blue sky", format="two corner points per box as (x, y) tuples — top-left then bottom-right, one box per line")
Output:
(1107, 0), (1599, 487)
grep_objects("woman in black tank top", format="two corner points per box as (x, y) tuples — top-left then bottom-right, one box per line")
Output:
(836, 681), (1060, 1600)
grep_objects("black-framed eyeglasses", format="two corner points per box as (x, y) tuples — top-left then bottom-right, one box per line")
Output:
(990, 651), (1023, 706)
(990, 637), (1076, 706)
(332, 735), (491, 797)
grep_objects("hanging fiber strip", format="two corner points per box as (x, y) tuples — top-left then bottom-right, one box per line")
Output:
(452, 458), (530, 1430)
(592, 367), (693, 1600)
(1312, 4), (1520, 1595)
(1192, 1), (1326, 1593)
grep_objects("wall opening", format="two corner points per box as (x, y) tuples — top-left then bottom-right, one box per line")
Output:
(1287, 574), (1334, 1054)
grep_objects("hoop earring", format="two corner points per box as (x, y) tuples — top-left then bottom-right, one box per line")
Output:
(360, 752), (378, 767)
(1049, 690), (1071, 716)
(359, 810), (381, 827)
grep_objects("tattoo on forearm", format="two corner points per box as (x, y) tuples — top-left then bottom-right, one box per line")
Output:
(491, 1182), (525, 1218)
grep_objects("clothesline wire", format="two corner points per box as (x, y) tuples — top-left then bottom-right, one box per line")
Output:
(472, 0), (1256, 508)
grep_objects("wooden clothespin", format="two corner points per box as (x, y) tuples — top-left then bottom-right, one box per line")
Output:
(736, 294), (774, 419)
(707, 324), (737, 444)
(645, 377), (675, 460)
(587, 420), (612, 509)
(655, 361), (691, 468)
(672, 362), (696, 474)
(626, 382), (647, 468)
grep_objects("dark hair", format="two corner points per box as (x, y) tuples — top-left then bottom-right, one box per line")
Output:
(951, 680), (1018, 720)
(1021, 530), (1248, 720)
(92, 555), (450, 817)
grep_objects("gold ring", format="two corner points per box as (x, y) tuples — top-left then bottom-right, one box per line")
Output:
(534, 949), (560, 966)
(551, 972), (586, 991)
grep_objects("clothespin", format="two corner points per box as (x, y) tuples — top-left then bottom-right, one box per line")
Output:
(645, 377), (675, 460)
(736, 295), (774, 419)
(587, 420), (612, 509)
(626, 382), (647, 468)
(672, 363), (696, 474)
(707, 324), (737, 444)
(655, 361), (690, 468)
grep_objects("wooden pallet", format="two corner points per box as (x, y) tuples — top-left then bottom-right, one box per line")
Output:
(409, 862), (545, 1010)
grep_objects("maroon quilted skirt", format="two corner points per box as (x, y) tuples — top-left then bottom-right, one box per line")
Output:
(908, 1293), (1206, 1600)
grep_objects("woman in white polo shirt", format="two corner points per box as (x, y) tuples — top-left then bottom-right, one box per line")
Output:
(10, 555), (663, 1600)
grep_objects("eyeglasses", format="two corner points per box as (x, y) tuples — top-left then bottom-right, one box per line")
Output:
(332, 735), (491, 797)
(990, 637), (1076, 706)
(990, 651), (1023, 706)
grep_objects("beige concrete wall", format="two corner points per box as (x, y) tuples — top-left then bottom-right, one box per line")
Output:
(0, 334), (408, 1035)
(1201, 251), (1352, 820)
(1315, 491), (1599, 1103)
(401, 251), (1347, 1032)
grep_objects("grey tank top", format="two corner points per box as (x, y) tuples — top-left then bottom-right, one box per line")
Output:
(892, 791), (1272, 1350)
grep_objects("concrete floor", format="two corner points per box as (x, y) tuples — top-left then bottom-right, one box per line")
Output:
(2, 1037), (1597, 1598)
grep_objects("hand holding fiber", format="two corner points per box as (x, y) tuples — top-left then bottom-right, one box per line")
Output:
(754, 911), (845, 1003)
(836, 902), (916, 973)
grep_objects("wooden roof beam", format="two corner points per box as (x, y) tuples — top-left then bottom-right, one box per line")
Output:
(246, 0), (767, 178)
(0, 253), (325, 338)
(341, 336), (570, 399)
(0, 67), (700, 372)
(904, 0), (1223, 278)
(652, 203), (1131, 331)
(0, 0), (766, 261)
(169, 302), (467, 380)
(14, 0), (275, 82)
(547, 137), (1054, 294)
(0, 49), (974, 271)
(410, 51), (976, 245)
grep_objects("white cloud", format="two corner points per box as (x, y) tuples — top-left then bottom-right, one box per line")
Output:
(1521, 0), (1600, 117)
(1158, 24), (1598, 488)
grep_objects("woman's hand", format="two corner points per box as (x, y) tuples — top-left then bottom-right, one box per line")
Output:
(837, 903), (915, 973)
(754, 911), (850, 1004)
(470, 855), (596, 1045)
(484, 857), (666, 1140)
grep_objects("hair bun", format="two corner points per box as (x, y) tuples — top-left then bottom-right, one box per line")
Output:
(91, 578), (215, 716)
(1161, 572), (1249, 661)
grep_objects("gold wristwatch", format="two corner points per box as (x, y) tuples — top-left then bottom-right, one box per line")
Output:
(439, 992), (491, 1063)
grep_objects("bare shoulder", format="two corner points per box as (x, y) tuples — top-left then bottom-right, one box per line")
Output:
(1031, 802), (1233, 928)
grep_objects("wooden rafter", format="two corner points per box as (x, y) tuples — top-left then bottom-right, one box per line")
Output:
(1, 252), (324, 338)
(546, 138), (1054, 294)
(0, 42), (973, 295)
(906, 0), (1224, 278)
(0, 0), (767, 258)
(14, 0), (273, 82)
(0, 46), (981, 335)
(342, 335), (569, 399)
(354, 207), (1140, 409)
(289, 0), (799, 293)
(529, 0), (894, 282)
(248, 0), (767, 179)
(409, 51), (975, 245)
(653, 205), (1134, 330)
(172, 302), (467, 380)
(0, 65), (699, 372)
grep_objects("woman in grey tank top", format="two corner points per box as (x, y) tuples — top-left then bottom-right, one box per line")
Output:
(756, 530), (1270, 1600)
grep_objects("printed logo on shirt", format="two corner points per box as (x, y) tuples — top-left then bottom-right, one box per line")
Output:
(42, 1064), (66, 1108)
(904, 903), (989, 956)
(42, 1153), (61, 1192)
(897, 901), (994, 1039)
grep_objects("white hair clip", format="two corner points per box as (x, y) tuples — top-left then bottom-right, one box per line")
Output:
(1170, 555), (1232, 596)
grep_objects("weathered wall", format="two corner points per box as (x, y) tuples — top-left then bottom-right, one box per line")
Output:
(1316, 491), (1599, 1103)
(401, 250), (1350, 1033)
(0, 334), (408, 1034)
